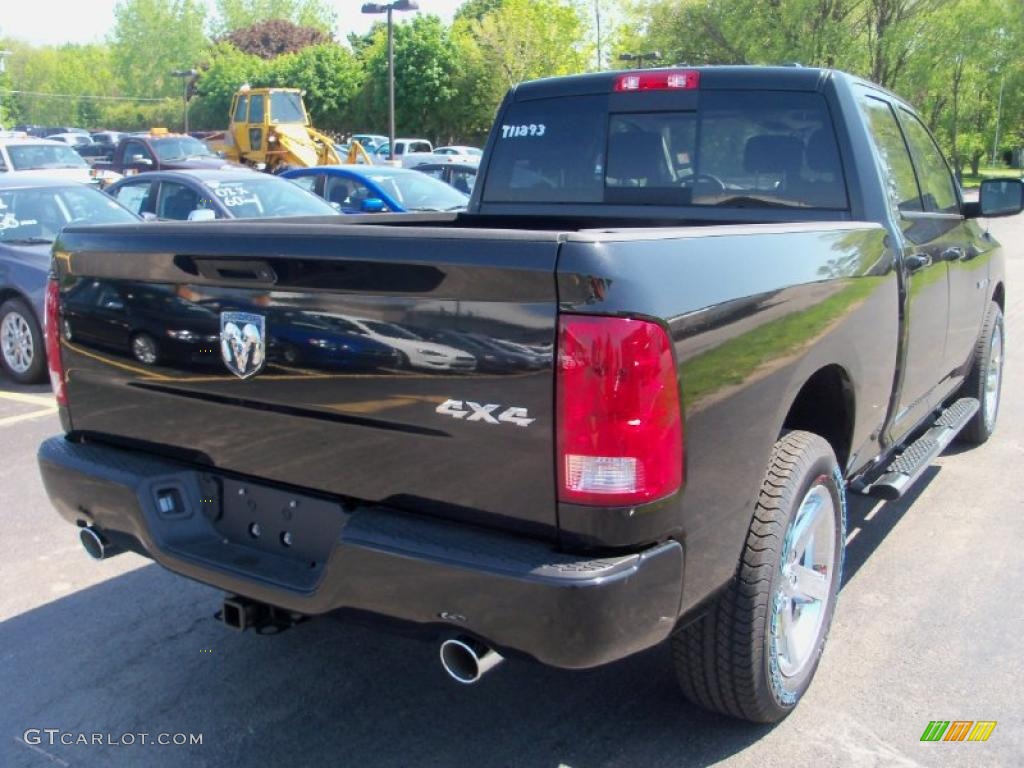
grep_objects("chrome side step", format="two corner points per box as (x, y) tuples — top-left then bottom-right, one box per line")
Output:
(857, 397), (979, 501)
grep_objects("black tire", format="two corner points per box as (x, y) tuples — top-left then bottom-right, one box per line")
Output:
(672, 431), (846, 723)
(130, 332), (160, 366)
(0, 298), (47, 384)
(958, 301), (1004, 445)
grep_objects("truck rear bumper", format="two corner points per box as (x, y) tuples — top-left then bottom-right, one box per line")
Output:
(38, 436), (683, 669)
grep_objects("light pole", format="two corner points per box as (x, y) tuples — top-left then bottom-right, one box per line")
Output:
(618, 52), (661, 69)
(171, 69), (198, 134)
(362, 0), (419, 162)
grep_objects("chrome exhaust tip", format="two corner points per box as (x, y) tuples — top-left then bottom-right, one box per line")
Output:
(79, 527), (121, 560)
(439, 636), (504, 684)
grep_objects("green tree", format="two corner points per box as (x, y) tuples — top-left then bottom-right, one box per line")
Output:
(618, 0), (862, 69)
(222, 18), (329, 59)
(96, 99), (185, 131)
(466, 0), (592, 89)
(444, 0), (592, 140)
(2, 41), (119, 126)
(899, 0), (1015, 174)
(214, 0), (336, 34)
(189, 42), (267, 129)
(454, 0), (505, 22)
(357, 15), (462, 141)
(111, 0), (209, 98)
(267, 44), (364, 131)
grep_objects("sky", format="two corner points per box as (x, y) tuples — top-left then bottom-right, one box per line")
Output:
(0, 0), (467, 47)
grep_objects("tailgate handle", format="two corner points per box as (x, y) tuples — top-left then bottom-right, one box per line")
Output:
(194, 259), (277, 285)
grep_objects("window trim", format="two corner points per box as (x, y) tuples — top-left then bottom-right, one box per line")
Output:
(857, 93), (927, 216)
(896, 106), (963, 219)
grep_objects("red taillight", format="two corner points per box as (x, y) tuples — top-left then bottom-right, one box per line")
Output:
(613, 69), (700, 93)
(44, 277), (67, 406)
(556, 315), (683, 506)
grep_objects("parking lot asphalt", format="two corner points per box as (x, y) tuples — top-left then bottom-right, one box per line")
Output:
(2, 216), (1023, 768)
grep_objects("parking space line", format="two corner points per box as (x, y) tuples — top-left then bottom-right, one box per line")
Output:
(0, 391), (55, 408)
(63, 340), (173, 380)
(0, 408), (57, 427)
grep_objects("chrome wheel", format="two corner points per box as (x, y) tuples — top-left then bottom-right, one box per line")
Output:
(131, 334), (157, 365)
(983, 323), (1002, 431)
(1, 311), (34, 374)
(773, 483), (837, 679)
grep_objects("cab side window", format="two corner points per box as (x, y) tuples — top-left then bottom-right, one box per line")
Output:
(899, 110), (959, 214)
(324, 176), (382, 212)
(114, 181), (155, 215)
(123, 141), (154, 164)
(249, 95), (265, 123)
(288, 174), (318, 194)
(156, 181), (203, 220)
(857, 95), (922, 213)
(233, 95), (248, 123)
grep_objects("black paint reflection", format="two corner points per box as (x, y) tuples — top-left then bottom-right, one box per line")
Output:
(413, 328), (545, 373)
(62, 280), (221, 368)
(265, 310), (401, 372)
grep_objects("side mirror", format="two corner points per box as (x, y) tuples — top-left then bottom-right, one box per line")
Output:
(360, 198), (386, 213)
(101, 298), (125, 311)
(187, 209), (216, 222)
(977, 178), (1024, 218)
(137, 158), (153, 166)
(140, 212), (158, 222)
(329, 202), (342, 211)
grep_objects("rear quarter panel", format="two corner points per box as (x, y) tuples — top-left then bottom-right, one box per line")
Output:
(557, 222), (896, 614)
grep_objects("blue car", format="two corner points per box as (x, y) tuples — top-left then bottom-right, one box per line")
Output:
(267, 310), (402, 372)
(281, 166), (469, 214)
(0, 177), (139, 382)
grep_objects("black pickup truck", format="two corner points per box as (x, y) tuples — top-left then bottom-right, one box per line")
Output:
(37, 67), (1023, 723)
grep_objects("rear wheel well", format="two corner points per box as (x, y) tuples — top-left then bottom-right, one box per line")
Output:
(992, 282), (1005, 312)
(782, 365), (854, 469)
(0, 288), (25, 306)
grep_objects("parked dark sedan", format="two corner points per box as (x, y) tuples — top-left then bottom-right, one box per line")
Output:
(0, 177), (140, 382)
(106, 169), (340, 221)
(61, 282), (222, 367)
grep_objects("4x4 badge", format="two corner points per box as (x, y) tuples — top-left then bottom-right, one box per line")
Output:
(220, 312), (266, 379)
(435, 399), (534, 427)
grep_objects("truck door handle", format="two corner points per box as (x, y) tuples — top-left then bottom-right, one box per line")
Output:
(940, 247), (965, 262)
(905, 254), (931, 272)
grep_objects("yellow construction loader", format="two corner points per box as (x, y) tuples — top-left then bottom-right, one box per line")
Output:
(208, 86), (341, 172)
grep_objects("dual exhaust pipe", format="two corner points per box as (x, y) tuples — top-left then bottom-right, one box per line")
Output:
(79, 526), (122, 560)
(79, 528), (503, 683)
(439, 636), (504, 684)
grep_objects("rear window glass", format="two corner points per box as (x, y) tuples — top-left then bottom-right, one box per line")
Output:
(483, 90), (848, 210)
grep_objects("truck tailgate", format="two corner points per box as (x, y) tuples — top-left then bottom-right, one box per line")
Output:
(55, 221), (561, 536)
